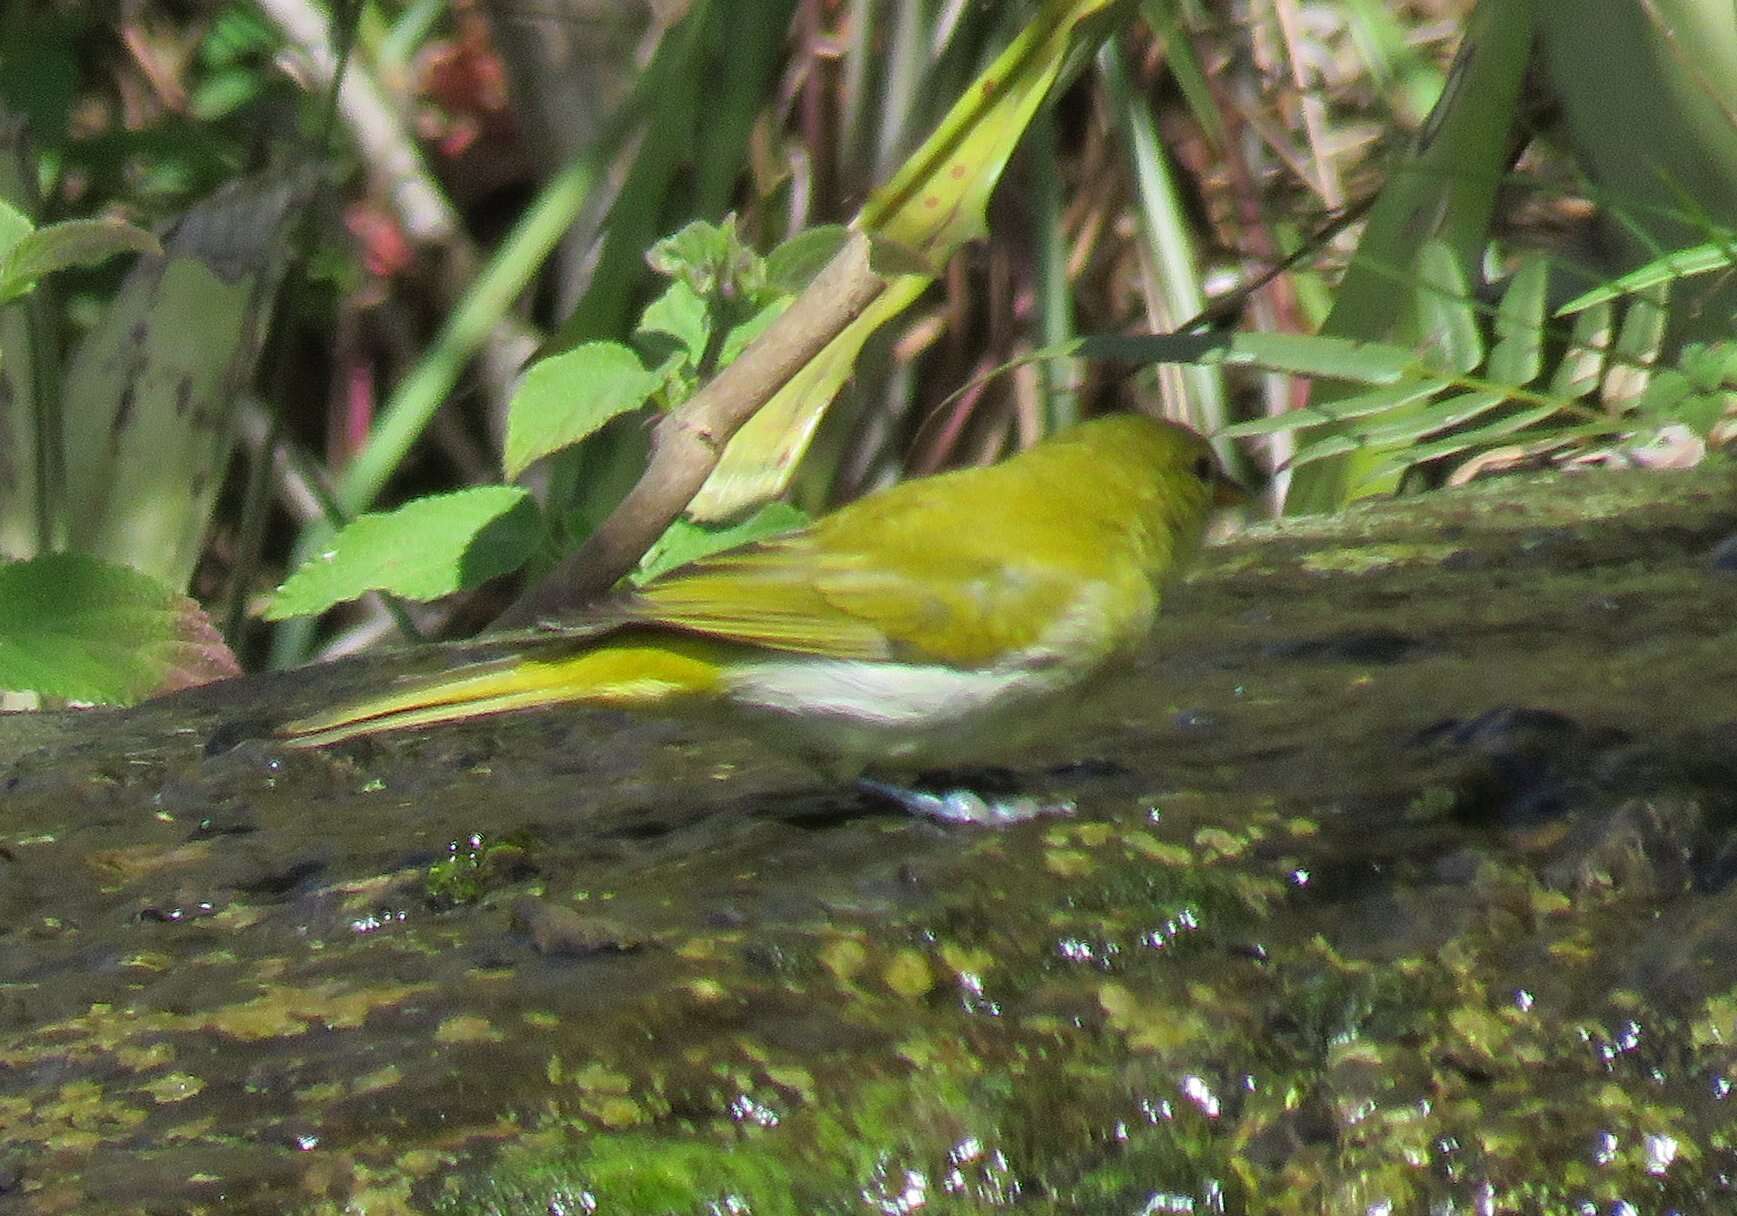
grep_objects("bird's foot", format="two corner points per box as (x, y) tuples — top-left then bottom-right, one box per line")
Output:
(855, 777), (1075, 826)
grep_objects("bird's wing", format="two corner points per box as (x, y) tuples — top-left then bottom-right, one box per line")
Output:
(620, 517), (1088, 667)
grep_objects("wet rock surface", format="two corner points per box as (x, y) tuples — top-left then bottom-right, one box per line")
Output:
(3, 464), (1737, 1214)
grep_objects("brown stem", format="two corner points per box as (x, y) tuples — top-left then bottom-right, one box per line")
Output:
(493, 230), (890, 627)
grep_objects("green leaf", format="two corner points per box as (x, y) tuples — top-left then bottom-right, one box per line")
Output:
(0, 217), (160, 304)
(1548, 301), (1611, 400)
(1217, 412), (1315, 439)
(267, 488), (540, 619)
(763, 225), (849, 293)
(1487, 258), (1546, 386)
(1678, 341), (1735, 393)
(633, 502), (808, 586)
(1672, 392), (1730, 436)
(1220, 332), (1421, 382)
(1360, 403), (1570, 482)
(0, 552), (240, 704)
(693, 0), (1126, 521)
(1218, 379), (1444, 438)
(719, 296), (791, 366)
(1601, 281), (1668, 411)
(190, 67), (266, 121)
(646, 216), (765, 299)
(1360, 388), (1510, 447)
(61, 173), (311, 590)
(862, 0), (1124, 260)
(1413, 240), (1482, 375)
(637, 282), (711, 366)
(1556, 240), (1737, 314)
(503, 342), (660, 480)
(688, 270), (927, 522)
(1287, 433), (1362, 469)
(1633, 368), (1693, 422)
(0, 199), (32, 264)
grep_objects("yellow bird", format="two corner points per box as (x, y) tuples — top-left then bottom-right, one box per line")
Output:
(279, 414), (1244, 823)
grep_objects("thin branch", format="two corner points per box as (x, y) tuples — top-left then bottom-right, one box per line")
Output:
(493, 231), (891, 627)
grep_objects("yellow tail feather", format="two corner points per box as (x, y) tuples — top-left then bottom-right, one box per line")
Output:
(278, 641), (727, 748)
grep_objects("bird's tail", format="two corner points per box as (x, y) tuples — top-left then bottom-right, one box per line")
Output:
(277, 638), (726, 748)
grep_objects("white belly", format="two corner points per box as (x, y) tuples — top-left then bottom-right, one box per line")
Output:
(721, 653), (1089, 776)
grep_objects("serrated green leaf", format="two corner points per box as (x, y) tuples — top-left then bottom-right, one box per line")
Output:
(633, 501), (808, 586)
(1414, 240), (1482, 375)
(0, 551), (240, 704)
(1549, 301), (1611, 399)
(0, 217), (160, 304)
(504, 342), (660, 480)
(647, 217), (764, 299)
(1488, 258), (1546, 386)
(1556, 241), (1737, 314)
(637, 282), (710, 366)
(267, 488), (539, 619)
(1601, 281), (1668, 411)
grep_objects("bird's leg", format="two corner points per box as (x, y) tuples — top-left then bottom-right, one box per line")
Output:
(854, 774), (1076, 826)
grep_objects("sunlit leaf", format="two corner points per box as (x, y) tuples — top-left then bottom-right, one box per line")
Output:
(862, 0), (1125, 263)
(697, 0), (1124, 519)
(0, 199), (32, 266)
(1678, 341), (1737, 393)
(0, 551), (240, 704)
(267, 488), (540, 619)
(637, 283), (710, 366)
(504, 342), (661, 480)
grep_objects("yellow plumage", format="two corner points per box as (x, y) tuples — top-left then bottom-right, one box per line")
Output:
(279, 415), (1240, 798)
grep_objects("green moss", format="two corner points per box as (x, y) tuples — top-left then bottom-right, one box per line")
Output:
(437, 1135), (798, 1216)
(423, 830), (538, 908)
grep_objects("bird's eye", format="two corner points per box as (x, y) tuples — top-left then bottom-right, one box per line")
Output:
(1191, 454), (1215, 482)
